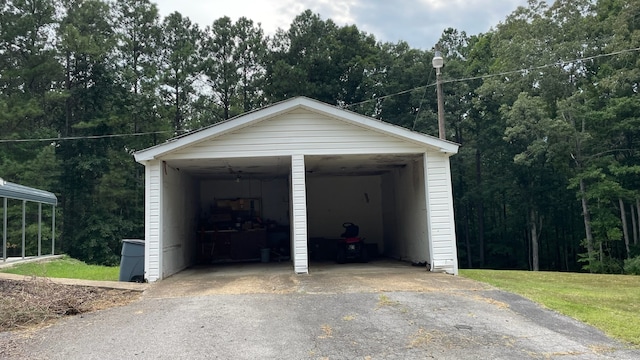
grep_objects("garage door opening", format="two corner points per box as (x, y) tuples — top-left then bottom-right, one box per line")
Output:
(161, 156), (293, 275)
(160, 152), (432, 276)
(304, 154), (430, 268)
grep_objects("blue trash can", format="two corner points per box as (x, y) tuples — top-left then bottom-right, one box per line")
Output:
(119, 239), (145, 282)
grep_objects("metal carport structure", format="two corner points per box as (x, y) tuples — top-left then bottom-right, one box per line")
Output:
(1, 177), (58, 262)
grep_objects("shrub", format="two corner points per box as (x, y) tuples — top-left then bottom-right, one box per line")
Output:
(624, 256), (640, 275)
(579, 254), (624, 274)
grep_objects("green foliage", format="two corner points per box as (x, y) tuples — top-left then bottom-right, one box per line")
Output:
(579, 254), (624, 274)
(264, 10), (380, 108)
(200, 16), (267, 122)
(159, 11), (202, 132)
(624, 256), (640, 275)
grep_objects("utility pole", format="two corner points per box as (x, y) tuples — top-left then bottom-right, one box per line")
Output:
(432, 50), (445, 140)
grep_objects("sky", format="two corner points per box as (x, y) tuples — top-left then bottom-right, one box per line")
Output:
(152, 0), (530, 49)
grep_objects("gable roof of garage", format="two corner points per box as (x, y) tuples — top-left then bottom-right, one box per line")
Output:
(134, 96), (459, 162)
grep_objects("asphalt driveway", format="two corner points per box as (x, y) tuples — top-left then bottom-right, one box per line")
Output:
(2, 261), (638, 359)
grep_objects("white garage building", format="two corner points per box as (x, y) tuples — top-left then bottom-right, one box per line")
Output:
(134, 97), (459, 282)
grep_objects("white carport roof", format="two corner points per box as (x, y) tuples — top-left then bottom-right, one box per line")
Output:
(134, 97), (459, 163)
(0, 178), (57, 205)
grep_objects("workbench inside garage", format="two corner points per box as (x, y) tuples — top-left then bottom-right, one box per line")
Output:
(196, 198), (289, 263)
(198, 228), (267, 263)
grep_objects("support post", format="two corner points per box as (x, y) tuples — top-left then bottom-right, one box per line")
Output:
(2, 198), (6, 262)
(436, 70), (445, 140)
(38, 203), (42, 256)
(52, 205), (56, 255)
(22, 200), (26, 259)
(290, 154), (309, 274)
(432, 50), (446, 140)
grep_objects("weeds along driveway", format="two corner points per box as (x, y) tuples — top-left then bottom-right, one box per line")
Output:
(3, 261), (639, 360)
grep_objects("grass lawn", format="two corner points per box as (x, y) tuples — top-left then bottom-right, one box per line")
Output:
(0, 256), (119, 281)
(460, 269), (640, 346)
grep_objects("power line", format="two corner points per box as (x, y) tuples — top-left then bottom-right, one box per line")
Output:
(345, 46), (640, 109)
(344, 85), (434, 109)
(440, 46), (640, 85)
(0, 130), (177, 143)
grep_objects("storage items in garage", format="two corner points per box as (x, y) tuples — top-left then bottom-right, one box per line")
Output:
(198, 198), (268, 263)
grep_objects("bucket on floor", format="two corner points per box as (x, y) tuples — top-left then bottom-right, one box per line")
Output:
(260, 248), (270, 263)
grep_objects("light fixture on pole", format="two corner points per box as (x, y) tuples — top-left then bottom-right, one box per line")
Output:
(432, 50), (445, 140)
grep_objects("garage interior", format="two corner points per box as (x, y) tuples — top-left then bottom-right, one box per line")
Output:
(160, 152), (431, 274)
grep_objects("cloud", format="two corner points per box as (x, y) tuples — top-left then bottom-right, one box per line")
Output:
(298, 0), (359, 25)
(153, 0), (529, 48)
(346, 0), (528, 47)
(154, 0), (300, 31)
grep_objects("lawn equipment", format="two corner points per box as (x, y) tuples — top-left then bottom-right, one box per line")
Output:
(336, 222), (369, 264)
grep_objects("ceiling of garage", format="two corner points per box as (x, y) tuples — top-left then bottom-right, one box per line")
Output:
(164, 153), (424, 180)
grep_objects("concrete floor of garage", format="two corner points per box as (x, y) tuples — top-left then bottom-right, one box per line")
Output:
(144, 259), (487, 299)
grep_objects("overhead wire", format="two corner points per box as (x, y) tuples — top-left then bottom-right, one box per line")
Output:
(344, 46), (640, 109)
(0, 130), (179, 143)
(439, 46), (640, 85)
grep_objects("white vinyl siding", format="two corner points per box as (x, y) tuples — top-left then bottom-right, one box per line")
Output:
(424, 152), (459, 274)
(161, 164), (197, 278)
(144, 160), (162, 282)
(385, 159), (430, 264)
(290, 154), (308, 274)
(163, 110), (427, 160)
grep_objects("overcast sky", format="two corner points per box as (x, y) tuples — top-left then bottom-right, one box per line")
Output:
(152, 0), (530, 49)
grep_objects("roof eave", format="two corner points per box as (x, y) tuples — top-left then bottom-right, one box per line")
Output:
(0, 180), (58, 206)
(134, 98), (309, 162)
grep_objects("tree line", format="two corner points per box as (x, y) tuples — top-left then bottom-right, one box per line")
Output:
(1, 0), (638, 273)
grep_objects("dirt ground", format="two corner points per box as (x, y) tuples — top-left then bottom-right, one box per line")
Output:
(0, 277), (140, 357)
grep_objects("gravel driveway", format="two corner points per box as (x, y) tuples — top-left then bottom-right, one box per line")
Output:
(2, 262), (638, 359)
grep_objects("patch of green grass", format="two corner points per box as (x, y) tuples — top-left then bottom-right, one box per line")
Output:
(1, 256), (119, 281)
(460, 269), (640, 346)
